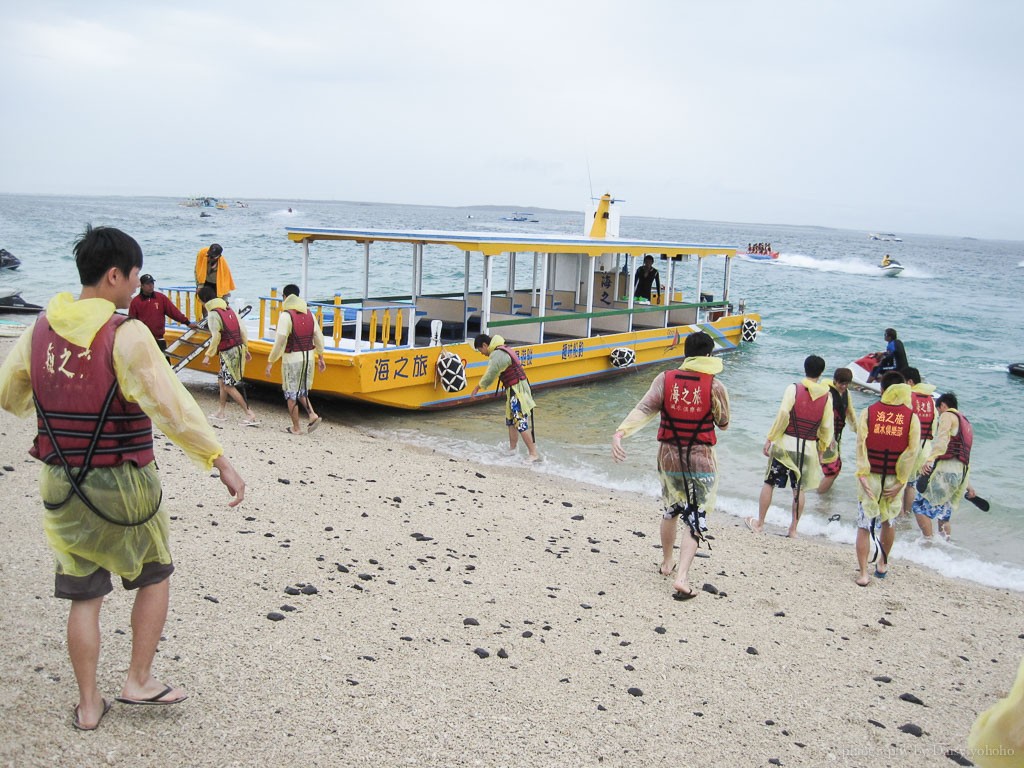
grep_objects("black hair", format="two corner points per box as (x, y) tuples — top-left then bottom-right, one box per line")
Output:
(197, 284), (217, 304)
(684, 331), (714, 358)
(901, 367), (921, 384)
(473, 333), (492, 351)
(833, 367), (853, 384)
(73, 224), (143, 287)
(884, 328), (897, 341)
(937, 392), (959, 410)
(880, 371), (905, 391)
(804, 355), (826, 378)
(208, 243), (223, 256)
(283, 284), (300, 298)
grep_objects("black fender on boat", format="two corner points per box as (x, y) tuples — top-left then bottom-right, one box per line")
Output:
(1008, 363), (1024, 378)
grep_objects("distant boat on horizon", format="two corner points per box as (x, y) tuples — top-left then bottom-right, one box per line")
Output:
(869, 232), (903, 242)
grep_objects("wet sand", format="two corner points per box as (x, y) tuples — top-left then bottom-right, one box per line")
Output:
(0, 335), (1021, 767)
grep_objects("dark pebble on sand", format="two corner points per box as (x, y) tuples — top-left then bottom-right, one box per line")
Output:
(898, 723), (924, 737)
(899, 693), (926, 706)
(473, 648), (490, 659)
(774, 611), (786, 617)
(581, 603), (592, 609)
(627, 687), (643, 697)
(267, 612), (285, 621)
(357, 573), (373, 581)
(873, 675), (892, 683)
(463, 618), (480, 626)
(769, 760), (782, 766)
(337, 564), (349, 573)
(277, 478), (290, 485)
(654, 626), (667, 634)
(3, 465), (14, 472)
(702, 583), (719, 595)
(597, 705), (607, 711)
(412, 533), (433, 542)
(284, 586), (301, 595)
(203, 595), (219, 603)
(570, 514), (584, 521)
(746, 647), (759, 655)
(946, 751), (975, 766)
(280, 605), (296, 612)
(694, 551), (711, 559)
(392, 496), (401, 503)
(497, 648), (508, 659)
(562, 501), (574, 507)
(879, 617), (894, 627)
(301, 584), (318, 594)
(868, 719), (886, 728)
(522, 631), (533, 638)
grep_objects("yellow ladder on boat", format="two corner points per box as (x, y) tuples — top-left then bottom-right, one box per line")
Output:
(168, 305), (252, 374)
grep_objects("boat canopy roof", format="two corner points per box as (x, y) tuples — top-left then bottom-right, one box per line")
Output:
(285, 226), (736, 258)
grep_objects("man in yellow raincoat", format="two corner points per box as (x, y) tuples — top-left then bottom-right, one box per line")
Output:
(470, 334), (539, 461)
(746, 355), (834, 538)
(0, 225), (245, 731)
(264, 284), (326, 435)
(854, 371), (919, 585)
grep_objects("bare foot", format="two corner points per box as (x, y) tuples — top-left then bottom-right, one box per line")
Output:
(527, 454), (540, 463)
(855, 574), (870, 587)
(659, 561), (676, 577)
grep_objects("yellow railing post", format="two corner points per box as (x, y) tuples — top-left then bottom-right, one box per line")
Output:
(259, 296), (266, 339)
(269, 287), (279, 329)
(333, 293), (342, 348)
(369, 310), (378, 350)
(381, 309), (391, 347)
(395, 309), (403, 346)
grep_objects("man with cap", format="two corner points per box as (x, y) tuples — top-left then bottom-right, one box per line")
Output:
(128, 275), (196, 355)
(194, 243), (236, 303)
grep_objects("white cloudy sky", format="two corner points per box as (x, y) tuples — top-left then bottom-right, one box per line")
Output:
(2, 1), (1022, 239)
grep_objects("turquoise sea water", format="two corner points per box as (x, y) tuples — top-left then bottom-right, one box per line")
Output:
(2, 194), (1022, 590)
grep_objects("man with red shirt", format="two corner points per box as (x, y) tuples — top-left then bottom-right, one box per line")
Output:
(128, 275), (196, 354)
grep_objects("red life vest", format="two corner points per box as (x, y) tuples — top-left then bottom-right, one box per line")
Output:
(910, 391), (935, 442)
(213, 307), (243, 352)
(29, 313), (154, 469)
(937, 411), (973, 464)
(657, 370), (716, 446)
(829, 385), (850, 440)
(785, 384), (827, 440)
(864, 401), (913, 476)
(284, 309), (315, 352)
(496, 345), (528, 388)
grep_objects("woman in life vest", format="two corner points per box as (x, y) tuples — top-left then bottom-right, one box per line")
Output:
(471, 334), (539, 461)
(854, 371), (920, 585)
(264, 284), (326, 435)
(746, 355), (834, 538)
(899, 367), (937, 516)
(912, 391), (973, 541)
(612, 332), (730, 601)
(199, 285), (257, 425)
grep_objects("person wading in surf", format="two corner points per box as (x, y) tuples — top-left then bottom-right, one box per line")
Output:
(853, 371), (919, 585)
(746, 355), (833, 538)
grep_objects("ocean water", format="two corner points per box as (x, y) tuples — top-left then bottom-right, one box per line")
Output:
(2, 193), (1023, 591)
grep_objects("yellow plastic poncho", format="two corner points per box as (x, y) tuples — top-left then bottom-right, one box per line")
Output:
(0, 293), (224, 580)
(204, 297), (249, 381)
(267, 295), (326, 396)
(194, 246), (236, 297)
(477, 335), (536, 420)
(919, 407), (971, 513)
(968, 655), (1024, 767)
(764, 377), (835, 491)
(855, 382), (921, 523)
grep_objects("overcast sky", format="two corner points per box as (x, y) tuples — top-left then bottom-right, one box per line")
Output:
(2, 1), (1022, 240)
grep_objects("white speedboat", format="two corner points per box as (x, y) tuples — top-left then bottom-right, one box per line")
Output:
(879, 259), (904, 277)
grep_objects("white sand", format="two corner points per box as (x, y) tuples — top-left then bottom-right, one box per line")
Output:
(0, 335), (1021, 767)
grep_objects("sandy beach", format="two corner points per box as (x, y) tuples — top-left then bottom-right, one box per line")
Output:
(0, 333), (1021, 768)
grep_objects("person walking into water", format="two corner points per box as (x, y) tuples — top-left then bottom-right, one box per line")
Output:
(817, 367), (858, 494)
(912, 391), (973, 541)
(746, 355), (833, 537)
(265, 284), (326, 435)
(471, 334), (539, 461)
(853, 371), (919, 585)
(612, 331), (730, 601)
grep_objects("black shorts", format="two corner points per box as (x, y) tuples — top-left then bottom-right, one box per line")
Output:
(54, 561), (175, 601)
(764, 458), (799, 489)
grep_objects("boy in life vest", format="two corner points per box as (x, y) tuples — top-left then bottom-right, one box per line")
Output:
(899, 367), (937, 517)
(199, 285), (257, 425)
(0, 225), (245, 730)
(612, 331), (729, 601)
(817, 367), (858, 494)
(912, 391), (972, 541)
(471, 333), (539, 461)
(854, 371), (920, 585)
(264, 284), (326, 435)
(746, 355), (833, 538)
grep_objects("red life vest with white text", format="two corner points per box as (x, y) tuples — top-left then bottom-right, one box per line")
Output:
(910, 391), (935, 443)
(864, 401), (913, 476)
(657, 370), (716, 446)
(29, 313), (154, 469)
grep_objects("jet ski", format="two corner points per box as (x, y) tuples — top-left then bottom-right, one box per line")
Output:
(848, 353), (882, 394)
(1009, 363), (1024, 379)
(879, 258), (904, 276)
(0, 248), (20, 270)
(0, 288), (43, 315)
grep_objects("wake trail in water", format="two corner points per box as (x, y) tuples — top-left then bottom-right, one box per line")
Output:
(755, 253), (936, 279)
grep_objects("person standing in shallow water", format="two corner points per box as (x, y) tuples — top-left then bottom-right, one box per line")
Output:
(0, 225), (245, 731)
(746, 355), (833, 538)
(612, 331), (730, 601)
(817, 367), (857, 494)
(471, 334), (539, 461)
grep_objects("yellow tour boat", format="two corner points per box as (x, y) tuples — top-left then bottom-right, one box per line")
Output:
(164, 195), (761, 410)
